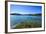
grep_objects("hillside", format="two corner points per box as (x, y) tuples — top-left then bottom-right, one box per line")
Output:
(10, 13), (41, 16)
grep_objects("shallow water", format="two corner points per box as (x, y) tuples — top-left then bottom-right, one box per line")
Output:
(10, 15), (42, 28)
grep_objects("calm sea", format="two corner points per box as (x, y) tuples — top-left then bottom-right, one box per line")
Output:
(10, 15), (42, 28)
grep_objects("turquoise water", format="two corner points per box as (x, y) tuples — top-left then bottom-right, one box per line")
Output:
(10, 15), (42, 28)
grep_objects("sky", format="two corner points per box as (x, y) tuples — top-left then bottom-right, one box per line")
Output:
(10, 4), (42, 14)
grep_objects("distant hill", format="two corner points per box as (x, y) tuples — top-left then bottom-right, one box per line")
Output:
(10, 13), (41, 16)
(10, 13), (21, 15)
